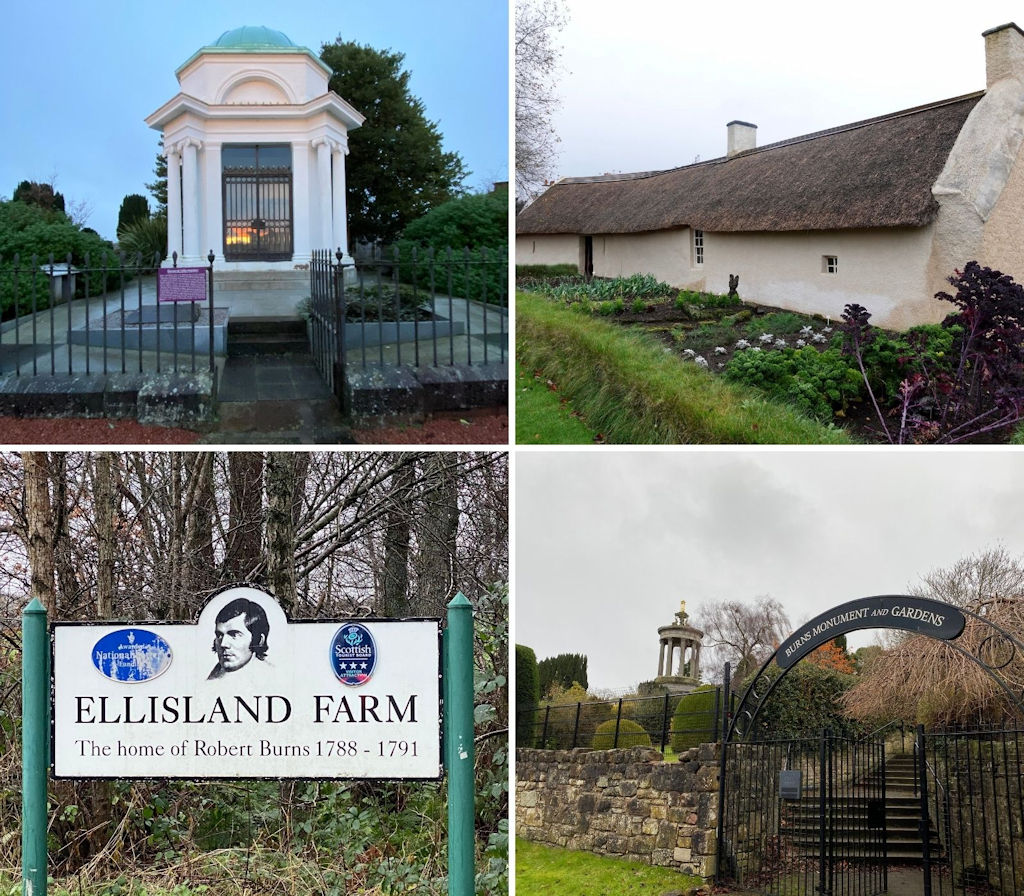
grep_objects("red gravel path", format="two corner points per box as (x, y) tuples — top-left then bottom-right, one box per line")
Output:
(0, 408), (508, 447)
(350, 407), (509, 445)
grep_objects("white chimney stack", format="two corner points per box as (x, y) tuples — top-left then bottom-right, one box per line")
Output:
(983, 23), (1024, 88)
(727, 120), (757, 157)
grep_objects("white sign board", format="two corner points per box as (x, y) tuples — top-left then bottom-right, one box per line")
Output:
(52, 587), (441, 779)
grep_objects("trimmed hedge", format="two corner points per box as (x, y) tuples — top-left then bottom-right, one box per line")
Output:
(516, 645), (540, 749)
(592, 717), (652, 750)
(670, 686), (723, 752)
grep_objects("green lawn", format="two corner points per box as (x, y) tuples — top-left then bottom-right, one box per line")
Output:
(515, 359), (601, 444)
(515, 838), (703, 896)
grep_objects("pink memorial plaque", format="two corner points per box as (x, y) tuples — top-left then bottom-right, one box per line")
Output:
(158, 267), (207, 303)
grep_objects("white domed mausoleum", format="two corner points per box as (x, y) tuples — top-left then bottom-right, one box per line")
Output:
(146, 26), (364, 286)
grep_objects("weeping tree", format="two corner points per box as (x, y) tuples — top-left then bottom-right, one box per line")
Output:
(844, 548), (1024, 728)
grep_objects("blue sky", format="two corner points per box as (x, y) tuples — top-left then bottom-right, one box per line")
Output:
(0, 0), (508, 241)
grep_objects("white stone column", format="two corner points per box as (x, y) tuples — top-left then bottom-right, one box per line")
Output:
(657, 641), (666, 678)
(202, 141), (222, 262)
(181, 138), (201, 262)
(314, 138), (332, 251)
(331, 144), (348, 254)
(291, 140), (311, 263)
(165, 145), (182, 263)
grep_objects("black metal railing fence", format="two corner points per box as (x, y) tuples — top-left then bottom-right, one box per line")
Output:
(919, 726), (1024, 896)
(517, 687), (736, 753)
(308, 246), (508, 390)
(0, 251), (215, 377)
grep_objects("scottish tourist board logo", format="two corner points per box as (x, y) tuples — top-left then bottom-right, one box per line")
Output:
(91, 629), (173, 682)
(330, 623), (376, 686)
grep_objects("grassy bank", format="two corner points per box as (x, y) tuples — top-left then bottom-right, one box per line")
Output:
(516, 292), (853, 444)
(516, 361), (601, 444)
(515, 838), (703, 896)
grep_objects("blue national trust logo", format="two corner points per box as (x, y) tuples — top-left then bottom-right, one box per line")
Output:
(330, 623), (376, 686)
(92, 629), (173, 682)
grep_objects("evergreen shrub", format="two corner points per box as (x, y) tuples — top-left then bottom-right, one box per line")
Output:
(670, 686), (723, 752)
(516, 645), (540, 748)
(592, 717), (652, 750)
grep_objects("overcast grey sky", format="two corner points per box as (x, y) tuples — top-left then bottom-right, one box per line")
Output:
(547, 1), (1023, 182)
(0, 0), (507, 242)
(515, 449), (1024, 693)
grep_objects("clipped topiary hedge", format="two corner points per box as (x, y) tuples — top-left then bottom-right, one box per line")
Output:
(516, 644), (540, 749)
(591, 717), (652, 750)
(670, 686), (723, 752)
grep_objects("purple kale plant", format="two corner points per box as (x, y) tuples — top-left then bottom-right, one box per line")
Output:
(842, 262), (1024, 444)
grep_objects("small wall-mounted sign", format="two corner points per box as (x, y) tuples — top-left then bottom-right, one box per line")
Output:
(779, 769), (802, 800)
(52, 586), (441, 779)
(157, 266), (207, 303)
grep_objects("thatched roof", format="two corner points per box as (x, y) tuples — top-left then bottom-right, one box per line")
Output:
(516, 93), (984, 235)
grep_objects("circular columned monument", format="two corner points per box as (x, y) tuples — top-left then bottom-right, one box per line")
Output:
(654, 601), (704, 694)
(146, 25), (364, 281)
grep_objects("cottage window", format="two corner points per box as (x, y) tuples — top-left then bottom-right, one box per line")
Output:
(823, 255), (839, 274)
(693, 229), (704, 267)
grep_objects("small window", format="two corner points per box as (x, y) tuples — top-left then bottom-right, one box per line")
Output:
(693, 229), (704, 267)
(823, 255), (839, 274)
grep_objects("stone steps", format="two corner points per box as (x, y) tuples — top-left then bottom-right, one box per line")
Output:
(227, 316), (308, 356)
(781, 755), (941, 862)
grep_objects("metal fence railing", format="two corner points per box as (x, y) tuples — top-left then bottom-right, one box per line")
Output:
(0, 252), (216, 378)
(308, 247), (508, 391)
(518, 687), (737, 753)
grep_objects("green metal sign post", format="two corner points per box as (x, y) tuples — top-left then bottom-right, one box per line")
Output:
(444, 593), (475, 896)
(22, 598), (48, 896)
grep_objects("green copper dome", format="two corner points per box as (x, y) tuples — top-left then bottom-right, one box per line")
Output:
(175, 25), (334, 79)
(212, 26), (296, 49)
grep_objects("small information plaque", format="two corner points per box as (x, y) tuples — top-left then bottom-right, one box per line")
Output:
(158, 267), (207, 303)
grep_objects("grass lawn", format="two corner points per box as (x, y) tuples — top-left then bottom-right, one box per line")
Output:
(515, 838), (703, 896)
(515, 359), (602, 444)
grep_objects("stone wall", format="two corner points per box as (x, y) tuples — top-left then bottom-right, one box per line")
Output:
(515, 744), (720, 879)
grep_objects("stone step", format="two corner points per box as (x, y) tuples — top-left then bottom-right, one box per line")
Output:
(227, 316), (308, 356)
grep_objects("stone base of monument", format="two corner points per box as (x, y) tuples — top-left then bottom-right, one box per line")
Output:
(69, 307), (229, 355)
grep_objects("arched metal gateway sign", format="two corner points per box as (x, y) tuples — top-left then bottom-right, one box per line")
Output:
(717, 593), (1024, 896)
(728, 594), (1024, 742)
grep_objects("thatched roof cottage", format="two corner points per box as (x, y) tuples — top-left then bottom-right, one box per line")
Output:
(516, 23), (1024, 329)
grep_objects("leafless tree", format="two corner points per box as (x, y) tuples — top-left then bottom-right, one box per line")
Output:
(515, 0), (569, 203)
(694, 596), (791, 684)
(911, 544), (1024, 608)
(21, 452), (56, 616)
(2, 451), (508, 624)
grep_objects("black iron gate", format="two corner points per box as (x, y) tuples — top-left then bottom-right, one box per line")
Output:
(720, 731), (888, 895)
(222, 144), (293, 261)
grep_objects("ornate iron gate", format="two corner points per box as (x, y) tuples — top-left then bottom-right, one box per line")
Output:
(720, 731), (887, 896)
(222, 144), (293, 261)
